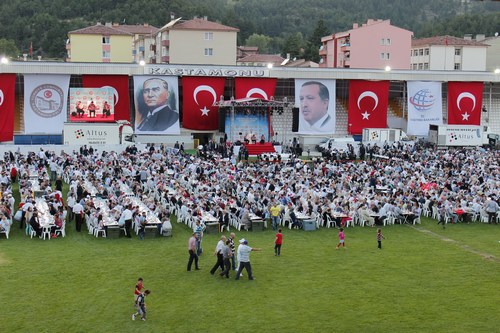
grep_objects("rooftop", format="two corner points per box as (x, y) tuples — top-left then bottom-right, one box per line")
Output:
(171, 18), (239, 32)
(412, 35), (489, 47)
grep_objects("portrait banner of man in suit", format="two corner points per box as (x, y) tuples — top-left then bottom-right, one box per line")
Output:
(295, 79), (336, 134)
(133, 76), (180, 134)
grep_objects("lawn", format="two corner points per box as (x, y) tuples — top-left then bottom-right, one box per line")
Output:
(0, 214), (499, 333)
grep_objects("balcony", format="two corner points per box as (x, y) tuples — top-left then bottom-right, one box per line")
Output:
(340, 44), (350, 52)
(161, 55), (170, 63)
(319, 48), (327, 56)
(161, 40), (170, 47)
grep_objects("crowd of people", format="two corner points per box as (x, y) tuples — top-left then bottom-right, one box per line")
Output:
(0, 139), (498, 243)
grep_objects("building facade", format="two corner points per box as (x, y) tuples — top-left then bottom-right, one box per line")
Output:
(411, 35), (488, 71)
(67, 23), (158, 63)
(482, 35), (500, 72)
(154, 18), (239, 65)
(320, 19), (413, 70)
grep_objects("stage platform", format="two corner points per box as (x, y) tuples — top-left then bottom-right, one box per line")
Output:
(243, 142), (276, 156)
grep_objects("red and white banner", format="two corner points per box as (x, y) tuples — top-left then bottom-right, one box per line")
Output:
(0, 74), (16, 141)
(182, 76), (225, 130)
(348, 80), (389, 134)
(235, 78), (277, 100)
(82, 75), (130, 121)
(24, 74), (70, 134)
(447, 82), (483, 125)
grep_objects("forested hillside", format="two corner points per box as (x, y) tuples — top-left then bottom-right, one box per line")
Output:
(0, 0), (498, 59)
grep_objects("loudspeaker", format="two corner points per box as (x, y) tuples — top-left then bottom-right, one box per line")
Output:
(292, 107), (299, 132)
(218, 109), (226, 132)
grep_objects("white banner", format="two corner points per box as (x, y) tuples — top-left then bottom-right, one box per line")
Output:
(407, 81), (443, 136)
(133, 76), (180, 135)
(295, 79), (336, 135)
(24, 75), (70, 134)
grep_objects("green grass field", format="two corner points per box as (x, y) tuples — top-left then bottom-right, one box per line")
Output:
(0, 214), (499, 333)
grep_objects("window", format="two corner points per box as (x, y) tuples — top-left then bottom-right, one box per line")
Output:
(419, 49), (424, 56)
(454, 63), (461, 70)
(380, 53), (385, 60)
(425, 48), (429, 55)
(418, 63), (423, 70)
(204, 48), (213, 56)
(102, 51), (110, 58)
(102, 36), (110, 44)
(204, 32), (213, 40)
(386, 38), (391, 45)
(424, 63), (429, 70)
(380, 38), (385, 45)
(454, 48), (461, 56)
(412, 63), (418, 70)
(386, 53), (390, 60)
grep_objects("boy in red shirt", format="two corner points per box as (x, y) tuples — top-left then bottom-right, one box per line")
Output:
(274, 229), (283, 256)
(134, 277), (144, 303)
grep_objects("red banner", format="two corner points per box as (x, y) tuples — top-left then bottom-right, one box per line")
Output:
(348, 80), (389, 134)
(182, 76), (225, 130)
(235, 78), (277, 100)
(447, 82), (483, 125)
(0, 74), (16, 142)
(82, 75), (130, 121)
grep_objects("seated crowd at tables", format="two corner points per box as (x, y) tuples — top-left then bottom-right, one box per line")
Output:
(0, 141), (498, 240)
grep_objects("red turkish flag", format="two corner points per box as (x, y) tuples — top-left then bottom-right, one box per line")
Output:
(182, 76), (225, 130)
(82, 75), (130, 121)
(348, 80), (389, 134)
(235, 78), (277, 100)
(447, 82), (483, 125)
(0, 74), (16, 142)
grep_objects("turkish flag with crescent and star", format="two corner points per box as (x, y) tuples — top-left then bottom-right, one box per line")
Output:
(348, 80), (389, 134)
(447, 82), (483, 125)
(235, 78), (277, 100)
(82, 75), (130, 121)
(182, 76), (225, 130)
(0, 73), (16, 141)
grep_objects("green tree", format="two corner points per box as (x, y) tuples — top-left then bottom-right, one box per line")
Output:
(303, 19), (331, 62)
(245, 33), (273, 53)
(282, 32), (305, 59)
(0, 38), (20, 58)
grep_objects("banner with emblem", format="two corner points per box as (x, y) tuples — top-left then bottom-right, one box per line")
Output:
(182, 76), (225, 130)
(82, 75), (130, 121)
(295, 79), (336, 134)
(24, 74), (70, 134)
(447, 81), (483, 125)
(348, 80), (389, 134)
(133, 76), (180, 135)
(235, 78), (277, 100)
(407, 81), (443, 136)
(0, 74), (16, 141)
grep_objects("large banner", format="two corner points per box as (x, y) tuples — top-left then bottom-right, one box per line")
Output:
(69, 88), (114, 122)
(0, 74), (16, 141)
(235, 78), (277, 100)
(225, 114), (269, 143)
(182, 76), (225, 130)
(295, 79), (336, 134)
(348, 80), (389, 134)
(407, 81), (443, 136)
(447, 82), (483, 125)
(133, 76), (180, 135)
(24, 74), (70, 134)
(82, 75), (130, 121)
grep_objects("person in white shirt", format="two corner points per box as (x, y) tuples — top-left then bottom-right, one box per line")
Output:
(120, 204), (133, 238)
(210, 235), (226, 275)
(235, 239), (261, 281)
(72, 201), (84, 232)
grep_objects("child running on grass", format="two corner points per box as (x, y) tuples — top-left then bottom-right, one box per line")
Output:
(377, 228), (386, 249)
(274, 228), (283, 256)
(336, 228), (345, 249)
(132, 290), (150, 321)
(134, 277), (144, 303)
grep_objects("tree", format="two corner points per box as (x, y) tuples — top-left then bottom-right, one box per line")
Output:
(282, 32), (305, 59)
(303, 19), (331, 62)
(0, 39), (20, 58)
(245, 34), (273, 53)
